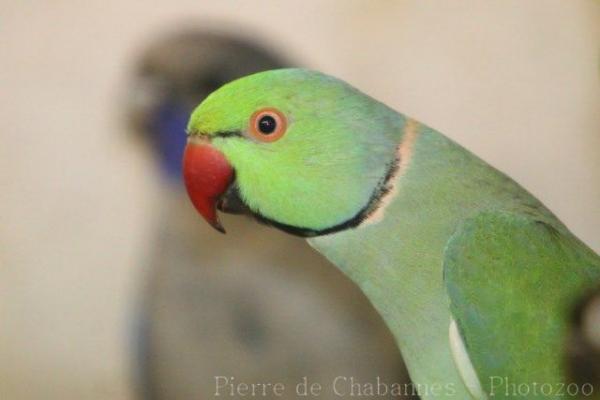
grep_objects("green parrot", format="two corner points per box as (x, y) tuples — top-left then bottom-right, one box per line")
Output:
(181, 69), (600, 399)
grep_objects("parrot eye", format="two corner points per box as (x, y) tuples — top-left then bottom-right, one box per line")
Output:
(249, 108), (287, 142)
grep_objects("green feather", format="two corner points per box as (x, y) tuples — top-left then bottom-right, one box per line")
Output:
(445, 211), (600, 399)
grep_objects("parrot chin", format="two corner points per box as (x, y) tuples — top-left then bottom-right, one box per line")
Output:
(216, 182), (251, 215)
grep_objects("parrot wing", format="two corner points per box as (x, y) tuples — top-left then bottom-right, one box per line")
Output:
(443, 211), (600, 399)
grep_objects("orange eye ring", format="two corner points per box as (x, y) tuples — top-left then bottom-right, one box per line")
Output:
(248, 107), (287, 142)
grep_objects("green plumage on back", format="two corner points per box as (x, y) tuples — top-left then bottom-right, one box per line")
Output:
(445, 212), (600, 398)
(184, 69), (600, 399)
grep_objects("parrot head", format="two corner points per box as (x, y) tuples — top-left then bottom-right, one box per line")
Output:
(183, 69), (403, 236)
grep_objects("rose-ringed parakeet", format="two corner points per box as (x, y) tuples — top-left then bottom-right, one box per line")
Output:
(181, 69), (600, 399)
(128, 37), (407, 400)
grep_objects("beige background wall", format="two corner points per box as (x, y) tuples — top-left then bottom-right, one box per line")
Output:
(1, 1), (598, 399)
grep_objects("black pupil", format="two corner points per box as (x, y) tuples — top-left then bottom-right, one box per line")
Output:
(258, 115), (277, 134)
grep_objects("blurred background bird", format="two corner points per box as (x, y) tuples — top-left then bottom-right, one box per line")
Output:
(124, 29), (410, 400)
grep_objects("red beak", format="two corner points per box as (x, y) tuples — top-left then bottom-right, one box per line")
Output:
(182, 141), (234, 233)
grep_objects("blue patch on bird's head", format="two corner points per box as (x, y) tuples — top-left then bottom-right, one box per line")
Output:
(152, 101), (190, 181)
